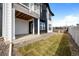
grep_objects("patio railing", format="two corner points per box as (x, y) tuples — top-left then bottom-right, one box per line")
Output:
(19, 3), (40, 15)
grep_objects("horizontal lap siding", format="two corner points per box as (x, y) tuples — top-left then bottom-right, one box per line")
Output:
(47, 8), (53, 33)
(40, 4), (47, 33)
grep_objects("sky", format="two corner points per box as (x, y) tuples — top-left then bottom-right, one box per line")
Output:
(49, 3), (79, 27)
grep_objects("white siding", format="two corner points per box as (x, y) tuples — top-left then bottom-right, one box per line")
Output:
(6, 3), (13, 41)
(2, 3), (13, 41)
(15, 18), (29, 35)
(47, 8), (53, 33)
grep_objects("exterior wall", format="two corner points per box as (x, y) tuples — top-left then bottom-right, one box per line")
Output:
(34, 3), (40, 15)
(40, 4), (53, 33)
(68, 26), (79, 46)
(40, 4), (47, 33)
(15, 18), (29, 35)
(47, 6), (53, 33)
(2, 3), (53, 41)
(15, 3), (53, 35)
(0, 4), (2, 36)
(47, 18), (53, 33)
(2, 3), (13, 41)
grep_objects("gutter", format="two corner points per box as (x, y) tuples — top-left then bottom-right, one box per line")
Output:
(45, 3), (54, 16)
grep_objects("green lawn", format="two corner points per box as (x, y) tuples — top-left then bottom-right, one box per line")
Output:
(18, 33), (71, 56)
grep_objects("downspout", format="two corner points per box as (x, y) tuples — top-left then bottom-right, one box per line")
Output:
(9, 40), (12, 56)
(2, 3), (13, 56)
(8, 5), (12, 56)
(9, 4), (15, 56)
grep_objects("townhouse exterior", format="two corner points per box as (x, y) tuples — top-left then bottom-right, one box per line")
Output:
(0, 3), (54, 42)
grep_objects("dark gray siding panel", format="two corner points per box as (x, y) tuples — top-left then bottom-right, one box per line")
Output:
(0, 4), (2, 36)
(40, 4), (47, 21)
(34, 18), (38, 34)
(29, 19), (38, 34)
(40, 4), (47, 33)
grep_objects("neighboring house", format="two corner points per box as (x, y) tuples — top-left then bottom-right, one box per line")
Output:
(53, 27), (68, 33)
(0, 3), (54, 42)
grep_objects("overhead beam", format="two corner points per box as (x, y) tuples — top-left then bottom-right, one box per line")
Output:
(15, 10), (34, 20)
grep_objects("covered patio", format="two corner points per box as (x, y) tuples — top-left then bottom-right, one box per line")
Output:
(15, 9), (40, 39)
(15, 10), (34, 39)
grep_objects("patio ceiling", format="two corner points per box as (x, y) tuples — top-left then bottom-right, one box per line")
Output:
(15, 10), (34, 20)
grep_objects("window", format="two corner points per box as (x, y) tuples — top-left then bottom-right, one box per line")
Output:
(49, 24), (51, 30)
(49, 14), (51, 21)
(40, 22), (45, 30)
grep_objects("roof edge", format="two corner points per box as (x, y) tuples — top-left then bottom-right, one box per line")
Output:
(45, 3), (54, 16)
